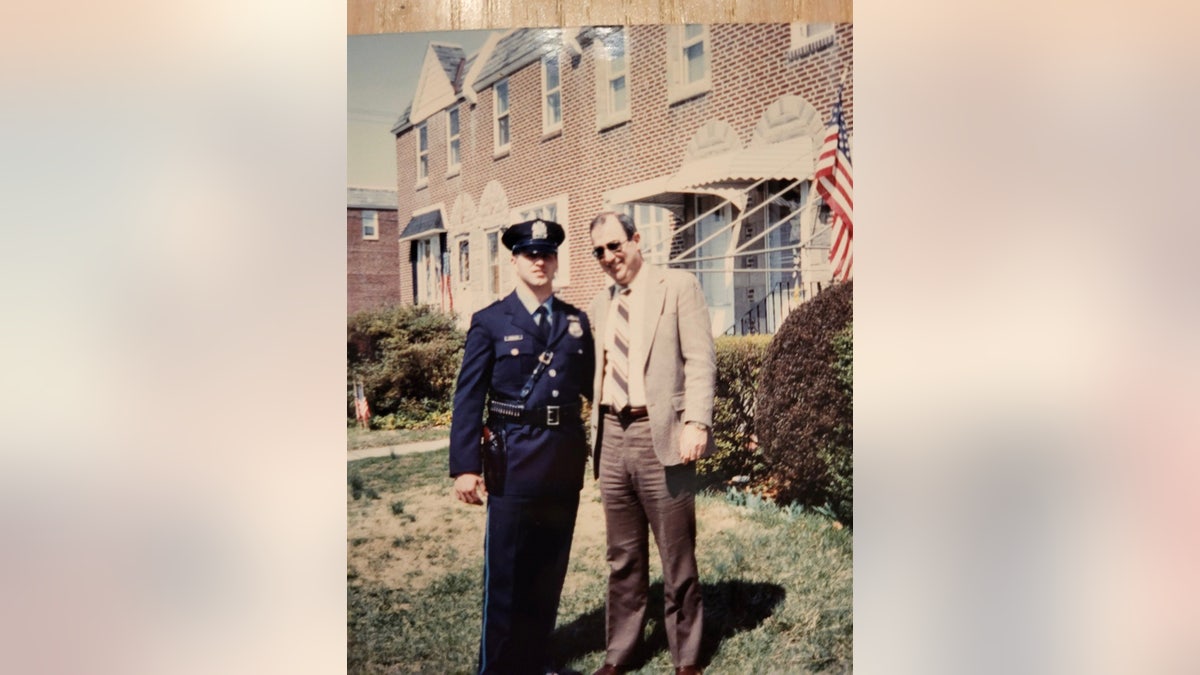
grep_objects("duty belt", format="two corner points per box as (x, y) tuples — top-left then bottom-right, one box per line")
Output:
(488, 399), (581, 427)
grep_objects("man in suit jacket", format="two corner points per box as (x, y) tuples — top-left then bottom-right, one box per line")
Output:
(449, 219), (595, 675)
(586, 211), (716, 675)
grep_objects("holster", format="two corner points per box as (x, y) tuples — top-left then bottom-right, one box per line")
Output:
(481, 424), (507, 496)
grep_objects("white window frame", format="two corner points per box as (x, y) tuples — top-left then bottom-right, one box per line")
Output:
(542, 52), (563, 136)
(486, 228), (503, 300)
(493, 79), (511, 157)
(788, 23), (836, 59)
(667, 24), (712, 104)
(511, 195), (570, 287)
(595, 28), (631, 130)
(446, 105), (461, 176)
(416, 122), (429, 187)
(457, 238), (470, 283)
(361, 209), (379, 240)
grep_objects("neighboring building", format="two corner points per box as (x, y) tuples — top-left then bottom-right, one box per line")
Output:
(348, 187), (401, 315)
(390, 23), (853, 335)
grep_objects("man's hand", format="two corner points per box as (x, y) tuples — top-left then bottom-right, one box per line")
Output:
(454, 473), (487, 505)
(678, 423), (708, 464)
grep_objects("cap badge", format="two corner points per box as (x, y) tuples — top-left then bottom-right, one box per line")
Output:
(532, 220), (548, 240)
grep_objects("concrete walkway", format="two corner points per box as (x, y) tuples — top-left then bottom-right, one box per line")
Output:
(347, 438), (449, 462)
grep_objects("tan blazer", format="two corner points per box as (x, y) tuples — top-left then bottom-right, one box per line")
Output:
(588, 264), (717, 474)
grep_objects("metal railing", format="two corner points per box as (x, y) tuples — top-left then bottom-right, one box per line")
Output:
(723, 279), (827, 336)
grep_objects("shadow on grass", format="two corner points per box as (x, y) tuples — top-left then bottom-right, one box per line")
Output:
(549, 579), (785, 670)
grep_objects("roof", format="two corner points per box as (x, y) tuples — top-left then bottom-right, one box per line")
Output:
(399, 210), (445, 241)
(391, 104), (412, 134)
(430, 43), (467, 90)
(473, 28), (562, 90)
(348, 187), (398, 210)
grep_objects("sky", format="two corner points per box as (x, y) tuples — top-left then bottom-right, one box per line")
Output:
(348, 29), (496, 189)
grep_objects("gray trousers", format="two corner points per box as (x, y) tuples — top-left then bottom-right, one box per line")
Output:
(598, 412), (703, 668)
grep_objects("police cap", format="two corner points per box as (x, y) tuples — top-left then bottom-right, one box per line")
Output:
(502, 219), (565, 255)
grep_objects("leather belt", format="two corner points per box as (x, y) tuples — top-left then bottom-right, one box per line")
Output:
(601, 404), (649, 425)
(488, 399), (580, 427)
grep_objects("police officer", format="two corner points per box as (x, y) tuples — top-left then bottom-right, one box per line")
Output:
(449, 219), (595, 675)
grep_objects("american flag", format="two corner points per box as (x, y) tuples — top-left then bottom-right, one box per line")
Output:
(814, 85), (853, 281)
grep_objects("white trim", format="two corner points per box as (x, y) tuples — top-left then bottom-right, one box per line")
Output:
(493, 78), (511, 157)
(415, 121), (429, 188)
(541, 52), (563, 136)
(667, 24), (712, 105)
(361, 209), (379, 240)
(446, 105), (462, 177)
(595, 28), (631, 130)
(787, 23), (836, 59)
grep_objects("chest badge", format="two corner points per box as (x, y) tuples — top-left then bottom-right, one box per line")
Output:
(567, 315), (584, 338)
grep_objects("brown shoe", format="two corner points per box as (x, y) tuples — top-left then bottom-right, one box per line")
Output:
(675, 667), (703, 675)
(591, 665), (626, 675)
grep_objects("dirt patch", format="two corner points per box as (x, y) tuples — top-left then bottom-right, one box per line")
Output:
(349, 480), (613, 592)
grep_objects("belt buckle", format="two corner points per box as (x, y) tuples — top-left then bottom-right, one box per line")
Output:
(538, 351), (554, 365)
(546, 405), (560, 426)
(616, 405), (631, 426)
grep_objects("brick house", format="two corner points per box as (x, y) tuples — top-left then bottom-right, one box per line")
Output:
(347, 187), (401, 315)
(390, 23), (853, 335)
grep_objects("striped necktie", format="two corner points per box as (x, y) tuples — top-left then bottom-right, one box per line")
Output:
(609, 288), (631, 409)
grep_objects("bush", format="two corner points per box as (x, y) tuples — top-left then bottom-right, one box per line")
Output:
(697, 335), (773, 483)
(348, 304), (465, 423)
(754, 280), (853, 523)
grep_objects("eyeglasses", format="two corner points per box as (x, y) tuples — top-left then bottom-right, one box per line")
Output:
(591, 239), (627, 259)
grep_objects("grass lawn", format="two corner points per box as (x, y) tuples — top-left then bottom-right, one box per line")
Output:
(348, 451), (852, 674)
(347, 426), (450, 451)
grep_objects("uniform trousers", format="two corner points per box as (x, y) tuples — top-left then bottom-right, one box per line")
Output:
(479, 490), (579, 675)
(598, 413), (703, 667)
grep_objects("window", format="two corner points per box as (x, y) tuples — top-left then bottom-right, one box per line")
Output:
(595, 28), (630, 129)
(667, 24), (711, 104)
(542, 53), (563, 135)
(494, 79), (511, 155)
(513, 195), (570, 286)
(487, 230), (504, 298)
(361, 210), (378, 240)
(447, 106), (461, 175)
(416, 122), (429, 184)
(458, 239), (470, 283)
(788, 23), (835, 58)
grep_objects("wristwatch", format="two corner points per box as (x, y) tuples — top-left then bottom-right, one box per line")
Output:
(687, 421), (709, 431)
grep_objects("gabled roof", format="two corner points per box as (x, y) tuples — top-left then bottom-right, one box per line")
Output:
(391, 104), (412, 134)
(472, 28), (563, 90)
(431, 43), (466, 89)
(348, 187), (399, 210)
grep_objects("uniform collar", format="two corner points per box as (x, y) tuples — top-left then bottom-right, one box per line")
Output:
(514, 285), (554, 316)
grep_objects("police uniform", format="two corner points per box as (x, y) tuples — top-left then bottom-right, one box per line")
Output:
(449, 219), (595, 675)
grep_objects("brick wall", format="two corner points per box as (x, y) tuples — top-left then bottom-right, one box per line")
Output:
(392, 23), (853, 314)
(347, 206), (402, 314)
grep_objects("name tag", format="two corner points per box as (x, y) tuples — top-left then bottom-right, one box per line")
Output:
(504, 334), (523, 342)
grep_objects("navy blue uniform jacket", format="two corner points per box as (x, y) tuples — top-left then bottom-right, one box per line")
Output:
(449, 292), (595, 497)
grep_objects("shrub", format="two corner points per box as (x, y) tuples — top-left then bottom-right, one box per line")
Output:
(348, 304), (465, 423)
(697, 335), (772, 483)
(754, 280), (853, 523)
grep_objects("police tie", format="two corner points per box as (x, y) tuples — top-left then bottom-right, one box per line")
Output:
(534, 305), (550, 344)
(609, 288), (631, 410)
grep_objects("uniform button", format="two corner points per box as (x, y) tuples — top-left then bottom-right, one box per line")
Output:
(510, 348), (519, 356)
(578, 349), (583, 354)
(549, 369), (557, 377)
(552, 390), (559, 397)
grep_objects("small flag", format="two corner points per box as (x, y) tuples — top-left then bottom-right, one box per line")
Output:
(814, 85), (854, 281)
